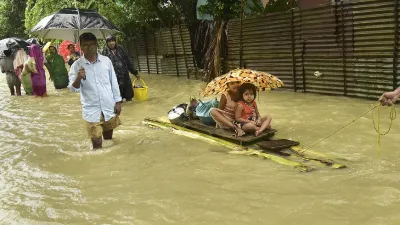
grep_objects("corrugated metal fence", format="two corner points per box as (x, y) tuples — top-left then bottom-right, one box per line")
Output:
(129, 0), (400, 99)
(128, 24), (197, 78)
(226, 0), (400, 99)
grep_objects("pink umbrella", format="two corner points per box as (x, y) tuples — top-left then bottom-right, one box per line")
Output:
(58, 40), (81, 62)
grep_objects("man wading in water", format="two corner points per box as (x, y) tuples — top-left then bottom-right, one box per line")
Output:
(69, 33), (122, 149)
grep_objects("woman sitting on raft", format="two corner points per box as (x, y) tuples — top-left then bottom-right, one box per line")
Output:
(210, 76), (246, 137)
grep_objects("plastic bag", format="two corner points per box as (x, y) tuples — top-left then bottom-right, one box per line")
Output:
(22, 57), (37, 76)
(195, 98), (219, 125)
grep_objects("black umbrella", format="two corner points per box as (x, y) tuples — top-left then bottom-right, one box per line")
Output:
(26, 38), (44, 46)
(0, 37), (28, 52)
(30, 8), (120, 42)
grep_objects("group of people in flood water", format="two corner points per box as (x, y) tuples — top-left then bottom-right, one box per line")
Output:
(0, 34), (140, 149)
(0, 35), (139, 99)
(1, 43), (72, 97)
(1, 32), (399, 150)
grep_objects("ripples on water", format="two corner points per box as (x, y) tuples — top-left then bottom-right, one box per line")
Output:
(0, 74), (399, 224)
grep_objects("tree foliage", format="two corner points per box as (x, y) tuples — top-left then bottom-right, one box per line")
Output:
(197, 0), (297, 20)
(198, 0), (263, 21)
(264, 0), (297, 14)
(0, 0), (295, 42)
(171, 0), (197, 23)
(0, 0), (27, 39)
(116, 0), (183, 25)
(25, 0), (144, 44)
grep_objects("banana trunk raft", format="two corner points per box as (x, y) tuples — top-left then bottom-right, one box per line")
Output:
(143, 117), (346, 172)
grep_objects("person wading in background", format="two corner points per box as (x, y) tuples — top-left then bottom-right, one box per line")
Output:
(67, 44), (80, 67)
(102, 35), (139, 102)
(0, 50), (22, 96)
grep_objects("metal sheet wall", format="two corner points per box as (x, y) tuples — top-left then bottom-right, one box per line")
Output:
(128, 0), (400, 99)
(128, 24), (196, 78)
(225, 0), (400, 99)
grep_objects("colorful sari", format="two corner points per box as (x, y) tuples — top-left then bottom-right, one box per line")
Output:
(46, 47), (69, 89)
(29, 44), (46, 96)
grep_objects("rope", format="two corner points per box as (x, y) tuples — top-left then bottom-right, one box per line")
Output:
(299, 103), (396, 153)
(372, 103), (396, 155)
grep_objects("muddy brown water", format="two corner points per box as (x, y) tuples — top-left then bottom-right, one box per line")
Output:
(0, 73), (399, 225)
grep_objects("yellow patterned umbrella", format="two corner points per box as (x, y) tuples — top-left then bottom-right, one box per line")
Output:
(200, 69), (284, 97)
(200, 71), (242, 96)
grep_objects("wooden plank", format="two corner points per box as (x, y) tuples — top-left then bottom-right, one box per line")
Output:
(181, 120), (276, 145)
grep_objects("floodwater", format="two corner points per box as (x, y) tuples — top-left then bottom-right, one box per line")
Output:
(0, 73), (399, 225)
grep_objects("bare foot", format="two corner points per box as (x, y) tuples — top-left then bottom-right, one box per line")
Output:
(233, 122), (246, 137)
(233, 126), (245, 137)
(236, 127), (245, 137)
(255, 130), (263, 137)
(232, 121), (245, 137)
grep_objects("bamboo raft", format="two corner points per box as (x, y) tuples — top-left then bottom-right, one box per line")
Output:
(143, 117), (346, 172)
(181, 119), (276, 145)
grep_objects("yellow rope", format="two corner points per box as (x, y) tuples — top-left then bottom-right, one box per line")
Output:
(301, 103), (396, 153)
(372, 103), (396, 155)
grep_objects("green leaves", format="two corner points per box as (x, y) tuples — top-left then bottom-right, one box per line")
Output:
(197, 0), (297, 20)
(0, 0), (292, 42)
(198, 0), (263, 21)
(23, 0), (180, 41)
(25, 0), (73, 34)
(264, 0), (297, 13)
(0, 0), (27, 39)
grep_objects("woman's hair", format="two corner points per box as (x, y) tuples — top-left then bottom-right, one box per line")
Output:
(68, 44), (75, 49)
(239, 83), (257, 101)
(106, 35), (116, 42)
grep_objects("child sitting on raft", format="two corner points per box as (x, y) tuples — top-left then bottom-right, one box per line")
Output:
(234, 83), (272, 136)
